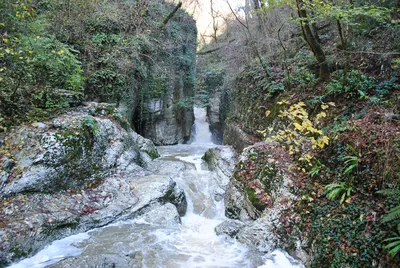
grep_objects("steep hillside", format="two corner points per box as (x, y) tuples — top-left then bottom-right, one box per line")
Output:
(197, 0), (400, 266)
(0, 0), (197, 144)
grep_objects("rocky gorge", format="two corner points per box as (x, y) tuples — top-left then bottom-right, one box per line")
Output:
(0, 100), (305, 267)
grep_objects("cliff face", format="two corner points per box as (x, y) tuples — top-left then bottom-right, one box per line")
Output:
(131, 10), (197, 145)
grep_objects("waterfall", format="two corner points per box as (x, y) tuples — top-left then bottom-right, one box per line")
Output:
(191, 107), (213, 145)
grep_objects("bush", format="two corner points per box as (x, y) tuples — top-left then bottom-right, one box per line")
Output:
(326, 70), (376, 99)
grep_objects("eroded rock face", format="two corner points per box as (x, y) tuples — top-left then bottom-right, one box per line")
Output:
(202, 146), (237, 201)
(222, 122), (254, 153)
(0, 104), (186, 266)
(221, 142), (310, 264)
(207, 89), (223, 144)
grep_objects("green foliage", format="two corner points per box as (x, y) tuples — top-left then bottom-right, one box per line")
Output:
(383, 235), (400, 257)
(378, 189), (400, 257)
(378, 189), (400, 224)
(326, 181), (353, 205)
(81, 116), (98, 135)
(343, 144), (359, 175)
(326, 70), (376, 99)
(173, 97), (195, 110)
(0, 2), (84, 125)
(298, 198), (391, 267)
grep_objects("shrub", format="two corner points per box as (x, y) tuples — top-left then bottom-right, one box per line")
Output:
(326, 70), (376, 99)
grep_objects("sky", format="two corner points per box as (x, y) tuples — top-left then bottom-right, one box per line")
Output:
(180, 0), (245, 44)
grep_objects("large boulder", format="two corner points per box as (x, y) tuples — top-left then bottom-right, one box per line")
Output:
(202, 146), (237, 201)
(221, 142), (310, 264)
(0, 104), (186, 266)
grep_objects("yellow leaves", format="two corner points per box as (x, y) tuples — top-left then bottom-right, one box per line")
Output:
(36, 35), (41, 39)
(321, 103), (329, 110)
(320, 135), (330, 146)
(3, 38), (9, 43)
(321, 102), (335, 110)
(294, 122), (302, 131)
(57, 49), (65, 55)
(299, 154), (313, 163)
(262, 99), (332, 170)
(0, 23), (5, 27)
(316, 111), (327, 121)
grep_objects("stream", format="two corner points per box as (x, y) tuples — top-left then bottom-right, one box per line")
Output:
(9, 108), (302, 268)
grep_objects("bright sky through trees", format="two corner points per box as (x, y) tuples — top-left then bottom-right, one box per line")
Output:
(181, 0), (244, 44)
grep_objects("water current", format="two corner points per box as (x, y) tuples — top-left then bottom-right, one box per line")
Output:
(9, 107), (303, 268)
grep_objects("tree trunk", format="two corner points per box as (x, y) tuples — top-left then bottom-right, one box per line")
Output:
(337, 19), (349, 85)
(161, 1), (182, 26)
(296, 0), (330, 81)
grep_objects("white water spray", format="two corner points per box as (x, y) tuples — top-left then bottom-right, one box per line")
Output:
(191, 107), (213, 145)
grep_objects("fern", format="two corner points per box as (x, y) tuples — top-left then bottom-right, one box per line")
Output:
(382, 206), (400, 223)
(326, 182), (353, 205)
(378, 189), (400, 223)
(342, 144), (359, 175)
(378, 188), (400, 256)
(383, 236), (400, 257)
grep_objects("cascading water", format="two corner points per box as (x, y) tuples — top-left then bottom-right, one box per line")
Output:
(191, 107), (213, 145)
(9, 107), (303, 268)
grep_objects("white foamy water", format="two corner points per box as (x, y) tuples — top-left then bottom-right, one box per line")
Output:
(191, 107), (213, 145)
(7, 233), (90, 268)
(8, 107), (303, 268)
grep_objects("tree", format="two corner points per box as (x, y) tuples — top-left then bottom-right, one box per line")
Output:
(295, 0), (330, 81)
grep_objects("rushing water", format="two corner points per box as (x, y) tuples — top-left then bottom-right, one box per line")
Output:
(9, 107), (303, 268)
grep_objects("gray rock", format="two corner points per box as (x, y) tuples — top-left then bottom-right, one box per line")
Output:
(203, 146), (237, 201)
(215, 219), (245, 237)
(207, 88), (223, 144)
(0, 110), (158, 197)
(31, 122), (47, 129)
(0, 105), (189, 266)
(130, 131), (159, 159)
(225, 179), (260, 221)
(236, 217), (279, 253)
(222, 142), (310, 263)
(223, 122), (254, 153)
(140, 203), (181, 225)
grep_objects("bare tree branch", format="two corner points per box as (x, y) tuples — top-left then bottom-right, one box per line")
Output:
(162, 1), (182, 26)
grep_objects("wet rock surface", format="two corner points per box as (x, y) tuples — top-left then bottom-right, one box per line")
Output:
(214, 219), (245, 237)
(219, 142), (310, 264)
(0, 104), (186, 266)
(203, 146), (237, 201)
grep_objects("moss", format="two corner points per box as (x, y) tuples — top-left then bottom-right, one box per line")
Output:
(263, 99), (283, 128)
(201, 150), (214, 165)
(246, 187), (267, 211)
(162, 189), (174, 204)
(10, 244), (31, 261)
(45, 126), (103, 192)
(145, 148), (160, 160)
